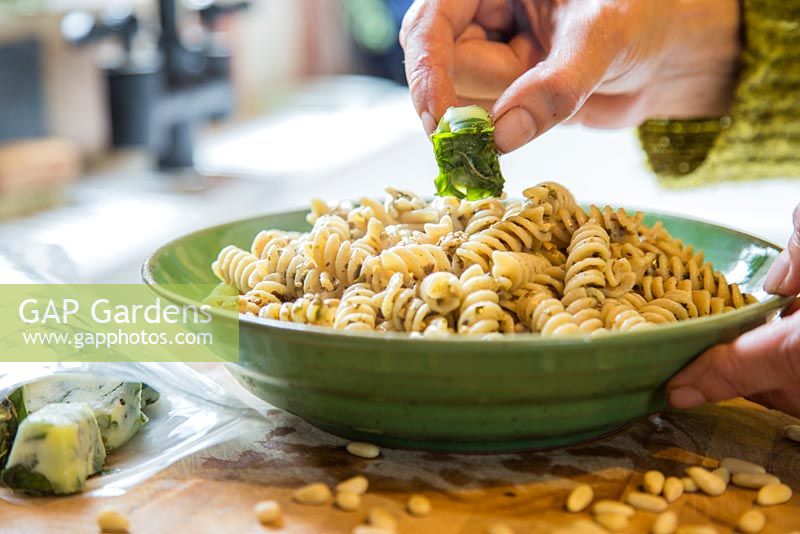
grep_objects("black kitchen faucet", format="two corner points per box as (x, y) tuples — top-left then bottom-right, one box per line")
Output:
(64, 0), (248, 170)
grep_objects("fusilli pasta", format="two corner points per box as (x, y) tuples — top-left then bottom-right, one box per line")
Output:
(208, 182), (759, 337)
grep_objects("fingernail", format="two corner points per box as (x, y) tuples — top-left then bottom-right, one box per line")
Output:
(421, 111), (437, 135)
(493, 107), (537, 153)
(668, 386), (707, 409)
(764, 249), (789, 294)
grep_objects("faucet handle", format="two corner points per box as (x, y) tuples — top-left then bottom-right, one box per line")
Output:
(198, 1), (250, 28)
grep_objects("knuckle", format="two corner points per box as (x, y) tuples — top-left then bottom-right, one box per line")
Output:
(541, 70), (584, 120)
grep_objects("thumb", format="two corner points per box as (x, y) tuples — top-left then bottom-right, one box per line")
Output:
(667, 312), (800, 409)
(491, 8), (621, 152)
(764, 203), (800, 295)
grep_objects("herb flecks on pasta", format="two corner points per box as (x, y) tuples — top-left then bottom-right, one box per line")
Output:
(209, 182), (759, 337)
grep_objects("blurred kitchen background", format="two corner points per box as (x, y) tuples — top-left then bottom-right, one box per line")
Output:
(0, 0), (796, 284)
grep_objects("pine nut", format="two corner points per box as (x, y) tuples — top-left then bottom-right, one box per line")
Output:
(353, 527), (394, 534)
(681, 477), (698, 493)
(720, 457), (765, 475)
(675, 526), (717, 534)
(652, 511), (678, 534)
(566, 484), (594, 513)
(757, 483), (792, 506)
(487, 523), (514, 534)
(625, 491), (668, 513)
(368, 507), (397, 531)
(253, 500), (282, 525)
(346, 441), (381, 459)
(292, 482), (332, 505)
(335, 491), (361, 512)
(785, 424), (800, 442)
(406, 494), (432, 517)
(594, 512), (629, 532)
(592, 500), (635, 517)
(686, 467), (726, 496)
(336, 475), (369, 495)
(663, 477), (684, 503)
(645, 470), (666, 495)
(731, 472), (780, 489)
(737, 509), (766, 533)
(96, 509), (129, 533)
(711, 467), (730, 485)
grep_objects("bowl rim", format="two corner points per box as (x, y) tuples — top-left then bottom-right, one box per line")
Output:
(141, 204), (793, 347)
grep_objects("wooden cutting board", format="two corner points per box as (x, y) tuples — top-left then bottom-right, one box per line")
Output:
(0, 395), (798, 534)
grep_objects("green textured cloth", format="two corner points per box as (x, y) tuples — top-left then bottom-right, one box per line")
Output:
(638, 0), (800, 187)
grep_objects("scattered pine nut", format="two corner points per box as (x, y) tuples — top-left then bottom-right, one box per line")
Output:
(592, 500), (635, 518)
(96, 509), (129, 533)
(292, 482), (332, 505)
(625, 491), (668, 513)
(645, 470), (666, 495)
(487, 523), (514, 534)
(406, 494), (432, 517)
(686, 467), (726, 496)
(737, 509), (766, 533)
(253, 500), (282, 526)
(594, 512), (629, 532)
(663, 477), (684, 503)
(720, 457), (765, 475)
(675, 526), (717, 534)
(335, 491), (361, 512)
(346, 441), (381, 459)
(368, 506), (397, 531)
(336, 475), (369, 495)
(785, 424), (800, 442)
(352, 527), (394, 534)
(711, 467), (730, 485)
(757, 483), (792, 506)
(681, 477), (698, 493)
(731, 472), (780, 489)
(566, 484), (594, 513)
(652, 511), (678, 534)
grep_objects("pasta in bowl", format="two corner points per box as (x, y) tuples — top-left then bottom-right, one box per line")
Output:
(143, 182), (791, 451)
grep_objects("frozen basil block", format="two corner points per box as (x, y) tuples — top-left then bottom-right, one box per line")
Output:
(0, 398), (18, 467)
(2, 403), (106, 495)
(22, 376), (147, 451)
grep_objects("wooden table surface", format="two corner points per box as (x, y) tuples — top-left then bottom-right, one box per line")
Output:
(1, 379), (799, 534)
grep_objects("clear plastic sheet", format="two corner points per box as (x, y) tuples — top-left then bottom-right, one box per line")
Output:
(0, 362), (262, 504)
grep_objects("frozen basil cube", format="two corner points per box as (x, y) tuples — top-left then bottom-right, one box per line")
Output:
(22, 376), (147, 451)
(2, 403), (106, 495)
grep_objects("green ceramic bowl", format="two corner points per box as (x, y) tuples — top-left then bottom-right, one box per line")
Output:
(142, 208), (791, 452)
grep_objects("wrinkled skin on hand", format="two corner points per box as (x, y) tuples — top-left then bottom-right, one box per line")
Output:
(400, 0), (741, 152)
(668, 205), (800, 417)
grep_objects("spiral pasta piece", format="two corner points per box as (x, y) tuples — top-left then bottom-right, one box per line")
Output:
(455, 201), (552, 272)
(212, 245), (260, 293)
(457, 265), (514, 335)
(334, 283), (379, 331)
(362, 243), (451, 289)
(420, 272), (463, 314)
(562, 219), (610, 334)
(491, 251), (549, 292)
(601, 299), (650, 332)
(374, 273), (436, 332)
(514, 283), (580, 335)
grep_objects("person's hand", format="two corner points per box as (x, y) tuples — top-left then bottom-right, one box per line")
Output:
(400, 0), (742, 152)
(667, 205), (800, 417)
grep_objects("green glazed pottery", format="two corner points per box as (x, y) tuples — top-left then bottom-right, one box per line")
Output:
(142, 208), (791, 452)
